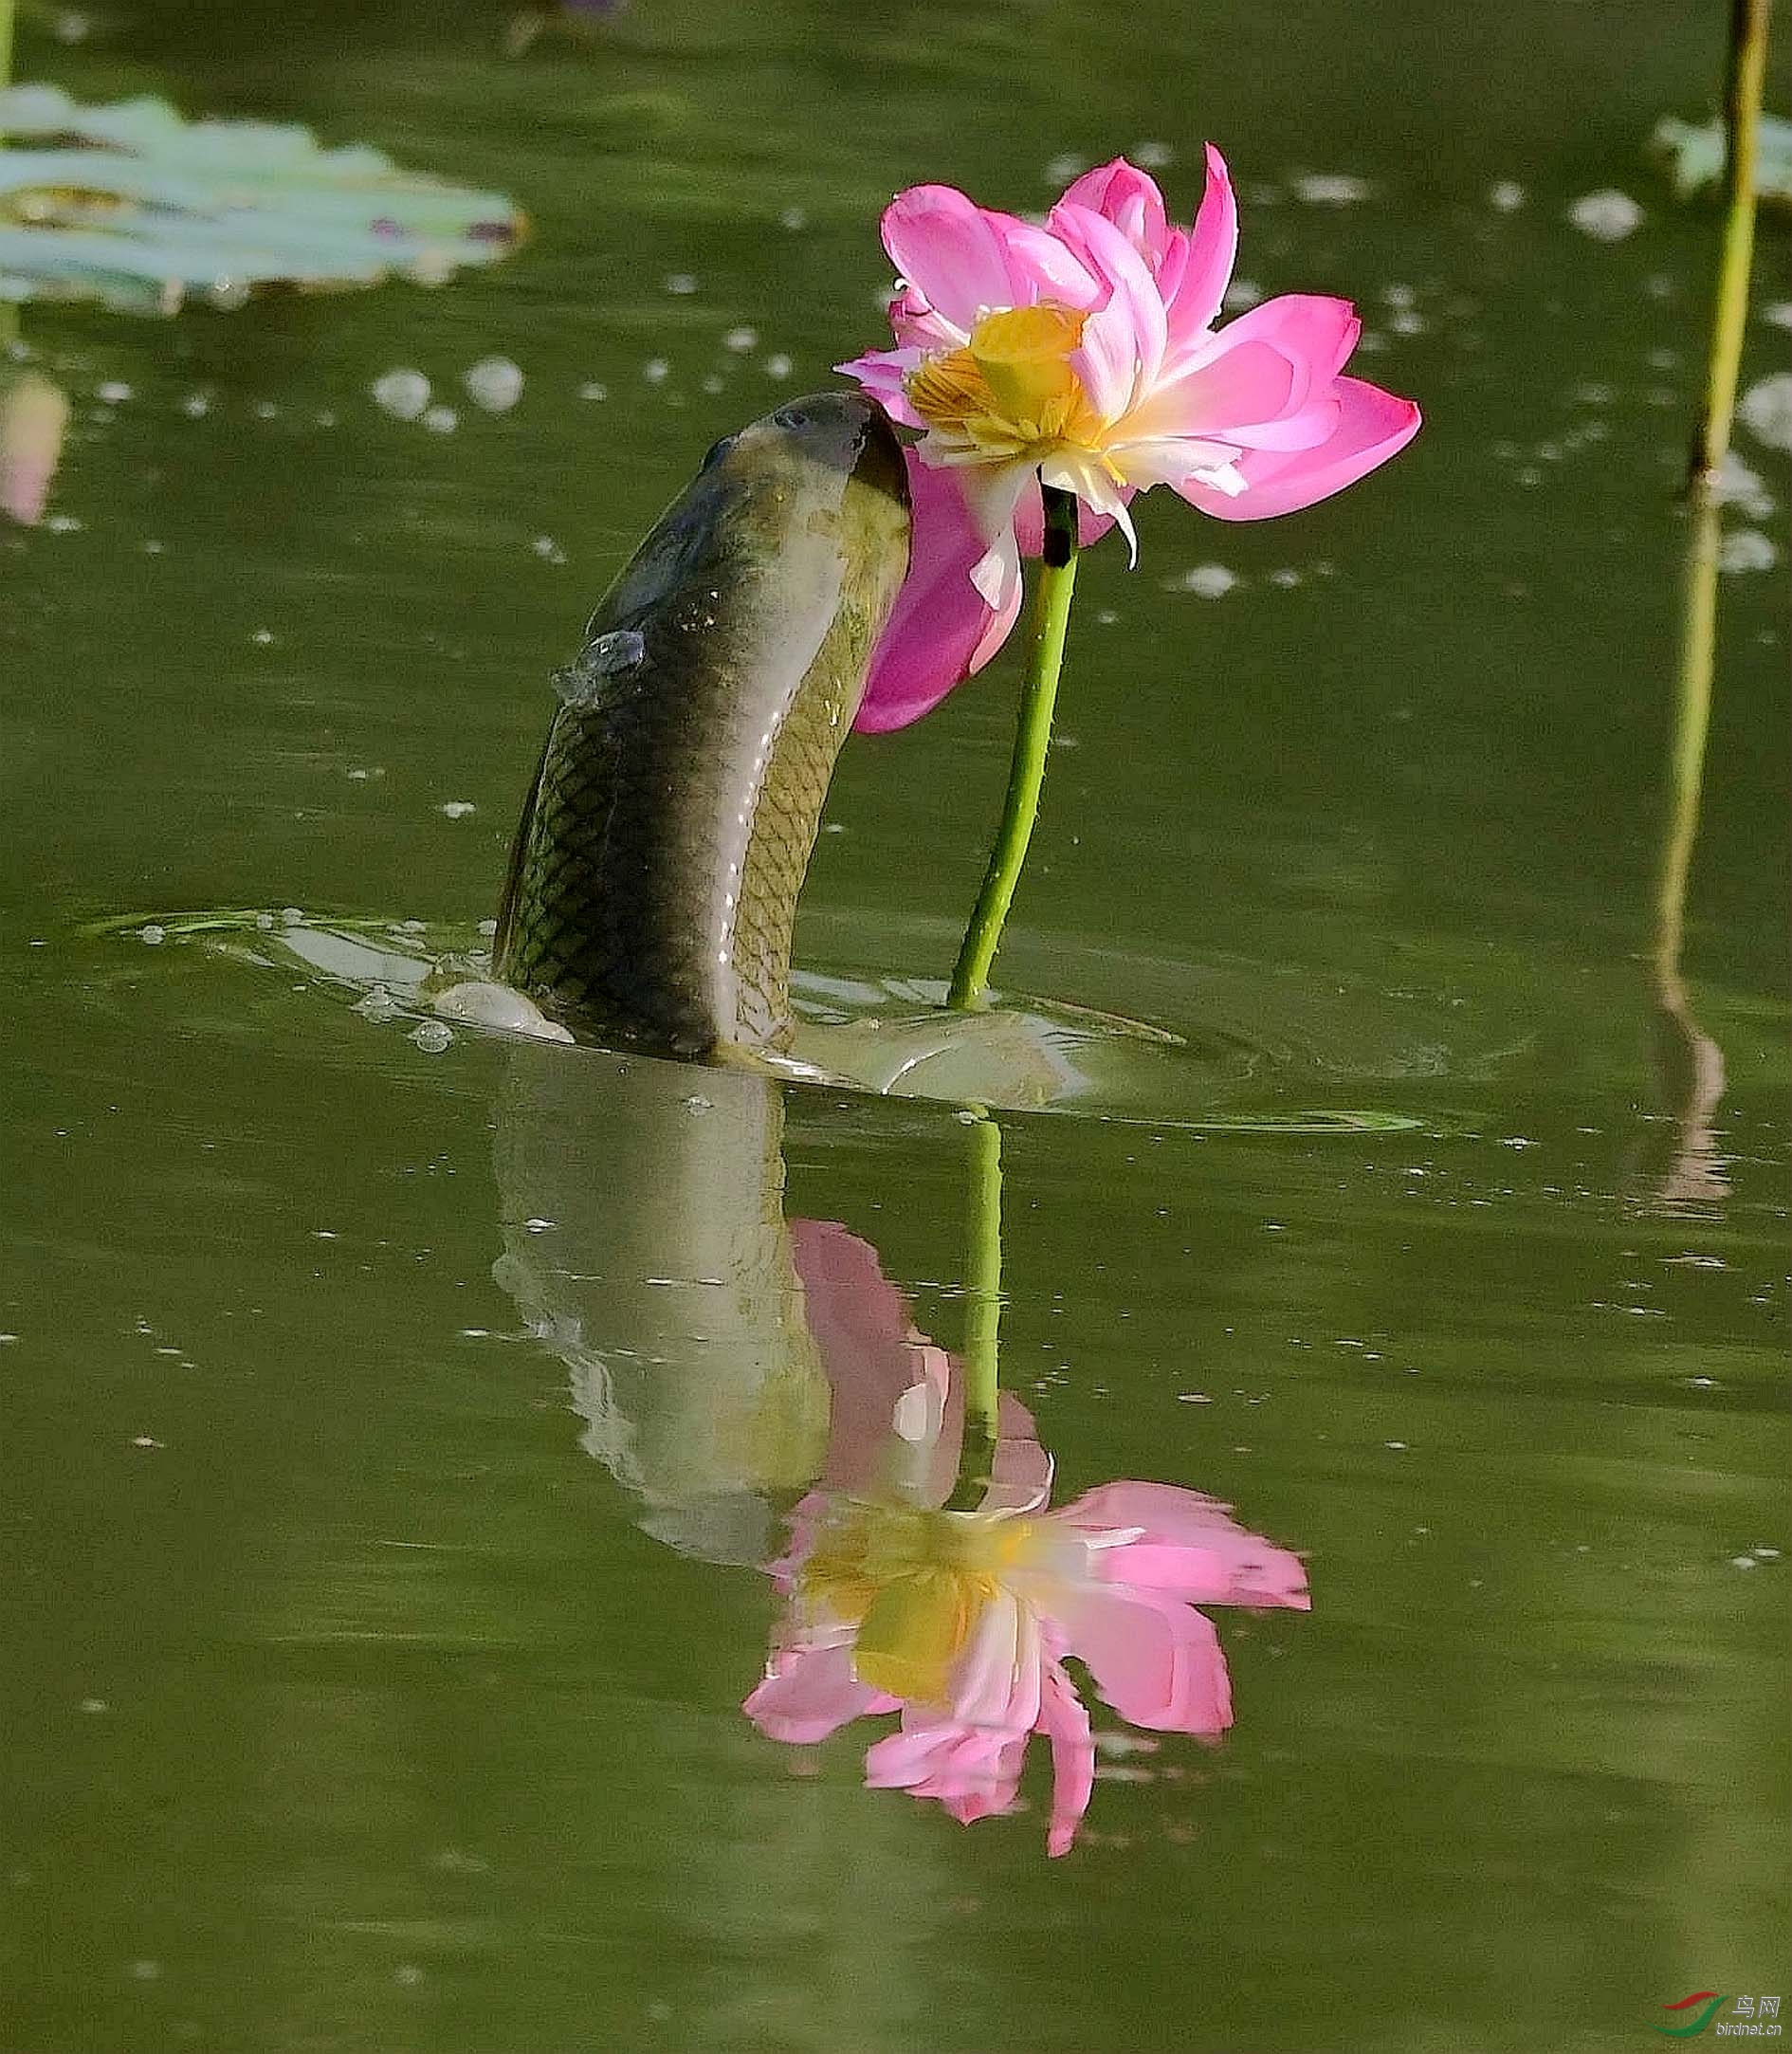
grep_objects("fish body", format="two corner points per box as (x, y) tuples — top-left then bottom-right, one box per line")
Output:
(494, 394), (910, 1056)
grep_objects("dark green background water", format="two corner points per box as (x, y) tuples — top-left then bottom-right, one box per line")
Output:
(2, 3), (1786, 2050)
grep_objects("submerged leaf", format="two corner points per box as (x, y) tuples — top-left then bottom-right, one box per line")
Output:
(0, 83), (525, 313)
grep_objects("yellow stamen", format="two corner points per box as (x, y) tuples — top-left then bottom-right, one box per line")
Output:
(906, 302), (1102, 460)
(798, 1500), (1044, 1712)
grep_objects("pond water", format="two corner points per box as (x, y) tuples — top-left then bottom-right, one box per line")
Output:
(2, 3), (1787, 2050)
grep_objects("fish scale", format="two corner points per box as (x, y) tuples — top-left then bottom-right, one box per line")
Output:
(494, 394), (911, 1056)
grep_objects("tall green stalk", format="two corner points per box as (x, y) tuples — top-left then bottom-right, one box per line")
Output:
(1687, 0), (1771, 491)
(1640, 0), (1770, 1207)
(947, 1107), (1003, 1510)
(946, 484), (1081, 1011)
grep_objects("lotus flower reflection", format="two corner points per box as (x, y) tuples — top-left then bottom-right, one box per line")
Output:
(841, 148), (1422, 729)
(744, 1223), (1310, 1855)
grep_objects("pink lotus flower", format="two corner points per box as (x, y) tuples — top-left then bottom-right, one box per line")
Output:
(744, 1222), (1310, 1856)
(839, 148), (1422, 730)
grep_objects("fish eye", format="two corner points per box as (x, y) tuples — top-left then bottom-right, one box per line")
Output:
(700, 433), (737, 469)
(771, 405), (812, 431)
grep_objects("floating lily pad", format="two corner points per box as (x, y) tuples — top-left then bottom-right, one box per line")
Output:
(1650, 111), (1792, 206)
(0, 83), (525, 313)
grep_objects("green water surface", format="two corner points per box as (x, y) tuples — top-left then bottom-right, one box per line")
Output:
(2, 3), (1787, 2050)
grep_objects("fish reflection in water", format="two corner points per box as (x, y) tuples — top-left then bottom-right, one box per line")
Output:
(491, 1038), (1308, 1855)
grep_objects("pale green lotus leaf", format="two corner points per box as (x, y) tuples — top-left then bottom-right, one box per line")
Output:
(0, 83), (524, 312)
(1650, 111), (1792, 206)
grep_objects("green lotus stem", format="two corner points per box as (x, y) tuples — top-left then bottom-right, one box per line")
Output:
(1655, 493), (1720, 982)
(1688, 0), (1771, 492)
(948, 1108), (1003, 1510)
(946, 483), (1080, 1010)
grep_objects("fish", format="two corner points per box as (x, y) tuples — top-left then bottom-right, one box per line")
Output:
(493, 392), (911, 1057)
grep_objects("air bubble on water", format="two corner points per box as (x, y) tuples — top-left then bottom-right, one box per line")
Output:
(779, 206), (808, 231)
(393, 1965), (425, 1987)
(643, 358), (671, 385)
(372, 369), (431, 419)
(1165, 564), (1236, 598)
(421, 405), (459, 433)
(80, 1696), (107, 1713)
(1388, 309), (1425, 336)
(44, 513), (82, 532)
(1730, 1554), (1760, 1570)
(1269, 568), (1303, 588)
(181, 392), (210, 417)
(701, 374), (724, 394)
(1718, 528), (1778, 575)
(251, 628), (273, 646)
(132, 1435), (162, 1449)
(437, 800), (478, 818)
(577, 380), (610, 401)
(1762, 302), (1792, 332)
(316, 410), (338, 429)
(1132, 140), (1173, 169)
(138, 924), (166, 945)
(762, 353), (794, 379)
(128, 1960), (162, 1981)
(1567, 190), (1642, 240)
(477, 919), (499, 938)
(1488, 179), (1527, 211)
(683, 1094), (714, 1113)
(96, 381), (132, 404)
(722, 326), (759, 354)
(252, 400), (279, 421)
(1384, 1440), (1408, 1452)
(355, 985), (399, 1022)
(432, 981), (572, 1041)
(1292, 173), (1371, 206)
(1738, 371), (1792, 454)
(533, 536), (566, 565)
(411, 1020), (453, 1054)
(1044, 152), (1087, 183)
(465, 355), (524, 412)
(524, 1217), (555, 1233)
(663, 273), (699, 296)
(140, 539), (165, 554)
(1222, 278), (1263, 311)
